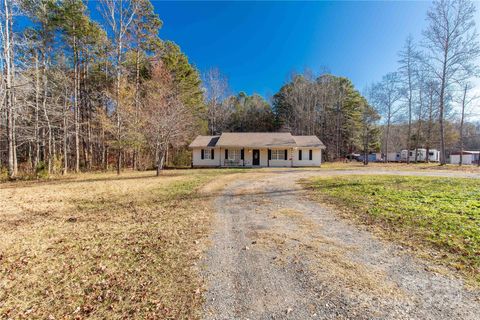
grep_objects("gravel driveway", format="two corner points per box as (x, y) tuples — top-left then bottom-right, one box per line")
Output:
(201, 169), (480, 320)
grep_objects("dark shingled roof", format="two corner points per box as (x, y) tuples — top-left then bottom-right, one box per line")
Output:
(188, 135), (220, 148)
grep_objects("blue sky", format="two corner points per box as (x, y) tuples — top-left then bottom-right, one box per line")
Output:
(144, 1), (433, 98)
(88, 1), (480, 99)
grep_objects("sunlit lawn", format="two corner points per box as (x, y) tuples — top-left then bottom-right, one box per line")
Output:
(305, 175), (480, 285)
(0, 169), (245, 319)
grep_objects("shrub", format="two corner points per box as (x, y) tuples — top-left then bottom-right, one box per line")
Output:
(35, 161), (49, 179)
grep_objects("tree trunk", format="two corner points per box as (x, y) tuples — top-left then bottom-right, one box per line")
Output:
(102, 60), (108, 170)
(41, 53), (53, 174)
(73, 33), (80, 173)
(133, 48), (140, 170)
(34, 50), (40, 168)
(459, 84), (467, 166)
(384, 108), (391, 163)
(3, 0), (15, 179)
(63, 80), (69, 175)
(156, 147), (165, 176)
(415, 88), (423, 162)
(438, 52), (448, 165)
(426, 86), (434, 163)
(115, 32), (123, 175)
(406, 82), (412, 165)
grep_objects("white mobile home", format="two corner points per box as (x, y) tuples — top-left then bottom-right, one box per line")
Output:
(387, 152), (401, 162)
(450, 151), (480, 165)
(400, 149), (440, 162)
(189, 132), (325, 168)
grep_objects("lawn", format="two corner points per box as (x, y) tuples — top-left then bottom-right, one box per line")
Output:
(320, 161), (480, 172)
(304, 175), (480, 284)
(0, 169), (244, 319)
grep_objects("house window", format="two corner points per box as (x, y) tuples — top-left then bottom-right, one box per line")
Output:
(271, 149), (286, 160)
(299, 150), (302, 160)
(227, 149), (241, 160)
(309, 149), (313, 160)
(202, 149), (214, 160)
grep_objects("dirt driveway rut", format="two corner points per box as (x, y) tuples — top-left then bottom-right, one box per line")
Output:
(202, 170), (480, 320)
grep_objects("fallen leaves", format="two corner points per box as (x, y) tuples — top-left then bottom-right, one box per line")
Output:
(0, 169), (243, 319)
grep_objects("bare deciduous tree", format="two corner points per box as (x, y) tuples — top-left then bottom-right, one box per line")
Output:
(143, 63), (192, 176)
(398, 35), (420, 164)
(422, 0), (480, 164)
(370, 72), (402, 162)
(100, 0), (139, 174)
(203, 67), (230, 135)
(456, 81), (478, 165)
(1, 0), (16, 179)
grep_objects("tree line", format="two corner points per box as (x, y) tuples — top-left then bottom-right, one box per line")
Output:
(368, 0), (480, 165)
(1, 0), (204, 179)
(204, 68), (380, 162)
(2, 0), (379, 181)
(5, 0), (474, 180)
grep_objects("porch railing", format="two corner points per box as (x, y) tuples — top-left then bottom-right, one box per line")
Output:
(223, 159), (243, 167)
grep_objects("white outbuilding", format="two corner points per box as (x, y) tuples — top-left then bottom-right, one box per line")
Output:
(449, 151), (480, 165)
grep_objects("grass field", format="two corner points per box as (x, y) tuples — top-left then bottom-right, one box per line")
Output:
(320, 161), (480, 172)
(305, 175), (480, 285)
(0, 169), (244, 319)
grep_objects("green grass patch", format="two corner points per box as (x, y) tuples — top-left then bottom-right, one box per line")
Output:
(304, 175), (480, 284)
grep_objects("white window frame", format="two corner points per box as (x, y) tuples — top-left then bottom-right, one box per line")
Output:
(271, 149), (286, 160)
(203, 148), (212, 160)
(228, 149), (241, 160)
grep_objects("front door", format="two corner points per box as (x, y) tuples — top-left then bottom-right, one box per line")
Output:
(252, 149), (260, 166)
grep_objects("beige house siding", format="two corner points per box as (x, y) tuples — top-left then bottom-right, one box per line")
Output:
(292, 148), (322, 166)
(192, 147), (322, 167)
(192, 148), (220, 167)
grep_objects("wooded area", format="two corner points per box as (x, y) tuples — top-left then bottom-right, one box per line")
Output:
(368, 0), (480, 165)
(1, 0), (480, 180)
(0, 0), (205, 179)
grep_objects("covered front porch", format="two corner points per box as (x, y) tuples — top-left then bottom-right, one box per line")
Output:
(220, 147), (293, 167)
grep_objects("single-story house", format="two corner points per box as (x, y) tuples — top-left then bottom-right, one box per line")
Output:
(450, 151), (480, 165)
(189, 132), (325, 167)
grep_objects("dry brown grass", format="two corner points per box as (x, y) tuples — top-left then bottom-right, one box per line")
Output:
(0, 169), (245, 319)
(257, 207), (404, 302)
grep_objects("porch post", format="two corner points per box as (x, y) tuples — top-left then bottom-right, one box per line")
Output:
(291, 148), (294, 167)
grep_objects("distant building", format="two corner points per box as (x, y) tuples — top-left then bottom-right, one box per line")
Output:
(387, 152), (401, 162)
(450, 151), (480, 165)
(400, 149), (440, 162)
(358, 153), (382, 163)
